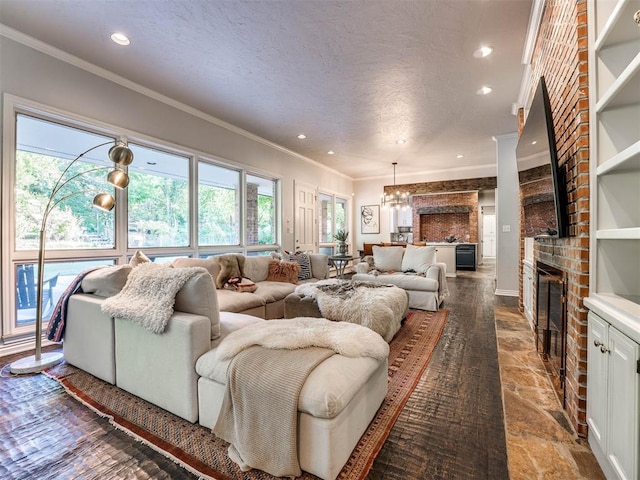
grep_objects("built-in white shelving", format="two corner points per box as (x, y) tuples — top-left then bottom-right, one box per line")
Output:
(586, 1), (640, 477)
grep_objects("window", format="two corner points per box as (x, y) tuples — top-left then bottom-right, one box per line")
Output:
(318, 192), (350, 254)
(198, 162), (240, 246)
(128, 144), (190, 248)
(15, 114), (117, 251)
(246, 174), (277, 246)
(14, 259), (114, 329)
(3, 101), (282, 340)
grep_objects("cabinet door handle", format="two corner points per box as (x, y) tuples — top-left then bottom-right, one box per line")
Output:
(594, 340), (603, 348)
(600, 345), (610, 354)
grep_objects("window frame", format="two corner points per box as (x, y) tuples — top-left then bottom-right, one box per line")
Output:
(317, 189), (351, 255)
(2, 95), (282, 340)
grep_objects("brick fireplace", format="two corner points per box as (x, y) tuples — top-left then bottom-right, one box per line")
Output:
(411, 192), (479, 243)
(518, 0), (590, 436)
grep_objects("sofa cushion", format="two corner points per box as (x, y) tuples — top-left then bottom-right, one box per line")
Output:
(216, 288), (265, 313)
(372, 246), (404, 272)
(174, 270), (221, 339)
(81, 265), (132, 297)
(266, 260), (299, 284)
(352, 272), (438, 292)
(401, 244), (436, 273)
(196, 345), (382, 420)
(252, 281), (298, 303)
(211, 312), (265, 349)
(243, 256), (271, 283)
(308, 253), (329, 280)
(172, 257), (220, 278)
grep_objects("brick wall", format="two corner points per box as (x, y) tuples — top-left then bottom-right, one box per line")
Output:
(412, 192), (479, 243)
(519, 0), (590, 436)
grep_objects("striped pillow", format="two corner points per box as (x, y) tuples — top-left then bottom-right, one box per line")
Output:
(284, 252), (312, 281)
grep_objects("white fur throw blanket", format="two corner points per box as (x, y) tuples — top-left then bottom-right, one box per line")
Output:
(101, 263), (207, 334)
(295, 279), (408, 342)
(212, 317), (389, 365)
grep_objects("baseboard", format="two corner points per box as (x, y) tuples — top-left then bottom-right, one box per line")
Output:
(494, 289), (518, 297)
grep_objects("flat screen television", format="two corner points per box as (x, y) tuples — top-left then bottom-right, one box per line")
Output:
(516, 76), (568, 238)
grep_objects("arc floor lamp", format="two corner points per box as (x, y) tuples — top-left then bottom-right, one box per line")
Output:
(10, 139), (134, 374)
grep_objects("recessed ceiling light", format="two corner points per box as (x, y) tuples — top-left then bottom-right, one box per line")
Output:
(476, 86), (493, 95)
(110, 32), (130, 46)
(473, 46), (494, 58)
(327, 150), (335, 155)
(531, 140), (537, 145)
(297, 134), (306, 139)
(456, 154), (464, 159)
(396, 139), (406, 144)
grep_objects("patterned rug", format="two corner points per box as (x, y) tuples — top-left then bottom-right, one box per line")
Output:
(45, 309), (448, 480)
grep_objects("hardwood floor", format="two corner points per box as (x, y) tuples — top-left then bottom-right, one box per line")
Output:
(369, 259), (511, 479)
(1, 259), (600, 479)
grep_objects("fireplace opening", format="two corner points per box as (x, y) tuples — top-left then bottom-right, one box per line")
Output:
(535, 261), (567, 406)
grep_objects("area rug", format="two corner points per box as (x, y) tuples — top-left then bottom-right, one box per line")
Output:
(45, 309), (448, 480)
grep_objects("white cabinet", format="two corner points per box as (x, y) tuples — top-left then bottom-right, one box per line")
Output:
(433, 244), (456, 278)
(587, 311), (640, 480)
(523, 260), (534, 328)
(587, 0), (640, 318)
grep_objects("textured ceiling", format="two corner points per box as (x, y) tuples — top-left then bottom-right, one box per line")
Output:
(0, 0), (533, 180)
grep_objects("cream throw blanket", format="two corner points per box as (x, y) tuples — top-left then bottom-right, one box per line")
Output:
(101, 263), (207, 333)
(215, 345), (334, 477)
(212, 318), (389, 477)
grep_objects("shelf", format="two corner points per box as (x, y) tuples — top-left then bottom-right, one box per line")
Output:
(597, 140), (640, 174)
(596, 227), (640, 239)
(596, 52), (640, 111)
(594, 0), (640, 51)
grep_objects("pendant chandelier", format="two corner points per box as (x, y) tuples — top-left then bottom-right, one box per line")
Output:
(381, 162), (411, 210)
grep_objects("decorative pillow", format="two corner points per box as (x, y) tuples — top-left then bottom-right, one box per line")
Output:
(283, 251), (312, 281)
(372, 246), (404, 272)
(214, 254), (244, 289)
(266, 260), (300, 284)
(224, 277), (258, 293)
(81, 265), (132, 297)
(401, 244), (437, 273)
(129, 250), (151, 267)
(172, 257), (221, 279)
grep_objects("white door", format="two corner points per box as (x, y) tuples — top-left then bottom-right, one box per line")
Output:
(482, 213), (496, 258)
(294, 181), (316, 252)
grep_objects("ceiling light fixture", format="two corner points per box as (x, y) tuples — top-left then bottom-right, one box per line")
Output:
(476, 86), (493, 95)
(110, 32), (130, 46)
(328, 150), (335, 155)
(381, 162), (411, 211)
(297, 134), (306, 139)
(457, 154), (464, 159)
(396, 139), (406, 144)
(473, 46), (494, 58)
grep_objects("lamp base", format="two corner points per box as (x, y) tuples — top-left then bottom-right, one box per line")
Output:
(9, 351), (64, 375)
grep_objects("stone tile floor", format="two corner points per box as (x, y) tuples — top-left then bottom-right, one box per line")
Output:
(494, 305), (605, 480)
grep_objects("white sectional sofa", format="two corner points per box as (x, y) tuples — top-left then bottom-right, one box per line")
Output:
(352, 244), (449, 311)
(62, 257), (387, 480)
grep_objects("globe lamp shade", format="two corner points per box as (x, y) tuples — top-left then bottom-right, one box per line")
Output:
(107, 169), (130, 189)
(108, 144), (134, 166)
(93, 193), (116, 211)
